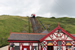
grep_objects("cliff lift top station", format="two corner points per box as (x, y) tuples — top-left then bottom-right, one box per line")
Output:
(8, 15), (75, 50)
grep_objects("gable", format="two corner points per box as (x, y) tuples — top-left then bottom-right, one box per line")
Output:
(40, 25), (75, 42)
(45, 36), (52, 40)
(45, 30), (73, 40)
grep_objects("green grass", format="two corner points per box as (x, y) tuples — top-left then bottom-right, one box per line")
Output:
(0, 15), (32, 47)
(36, 17), (75, 34)
(0, 15), (75, 47)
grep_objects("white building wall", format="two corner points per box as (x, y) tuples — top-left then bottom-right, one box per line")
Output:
(14, 43), (19, 46)
(39, 43), (41, 50)
(54, 46), (57, 50)
(63, 46), (66, 50)
(33, 43), (38, 46)
(20, 44), (22, 50)
(45, 31), (73, 41)
(62, 35), (64, 38)
(10, 47), (12, 50)
(19, 43), (39, 50)
(45, 36), (51, 40)
(60, 33), (63, 35)
(23, 43), (29, 46)
(30, 45), (31, 50)
(67, 37), (73, 40)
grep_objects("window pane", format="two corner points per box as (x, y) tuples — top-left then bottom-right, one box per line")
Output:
(66, 41), (71, 43)
(13, 46), (19, 50)
(24, 48), (27, 50)
(58, 46), (62, 50)
(43, 47), (46, 50)
(63, 46), (66, 50)
(74, 48), (75, 50)
(67, 46), (71, 49)
(33, 46), (38, 50)
(58, 41), (61, 45)
(48, 41), (53, 43)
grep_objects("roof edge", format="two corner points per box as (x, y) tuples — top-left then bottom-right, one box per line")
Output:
(40, 25), (75, 42)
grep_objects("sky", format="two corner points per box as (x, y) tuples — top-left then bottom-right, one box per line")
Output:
(0, 0), (75, 18)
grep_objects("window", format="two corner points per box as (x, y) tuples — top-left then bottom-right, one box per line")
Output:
(33, 46), (38, 50)
(74, 48), (75, 50)
(13, 46), (19, 50)
(24, 48), (27, 50)
(66, 41), (71, 43)
(48, 41), (53, 43)
(58, 46), (62, 50)
(67, 46), (71, 50)
(58, 41), (61, 45)
(43, 47), (46, 50)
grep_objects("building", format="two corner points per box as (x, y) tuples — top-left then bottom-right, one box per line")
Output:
(8, 25), (75, 50)
(31, 14), (35, 18)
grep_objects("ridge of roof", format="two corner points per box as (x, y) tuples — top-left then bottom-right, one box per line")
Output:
(10, 32), (47, 35)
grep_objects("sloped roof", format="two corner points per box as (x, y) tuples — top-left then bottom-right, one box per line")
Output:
(71, 34), (75, 37)
(72, 35), (75, 37)
(8, 26), (75, 42)
(40, 25), (75, 42)
(8, 32), (46, 41)
(41, 29), (49, 34)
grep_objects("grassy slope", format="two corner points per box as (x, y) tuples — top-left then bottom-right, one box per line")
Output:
(0, 15), (32, 47)
(0, 15), (75, 47)
(36, 17), (75, 34)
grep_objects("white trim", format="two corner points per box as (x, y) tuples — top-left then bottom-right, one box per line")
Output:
(23, 43), (29, 46)
(33, 43), (38, 46)
(14, 43), (19, 46)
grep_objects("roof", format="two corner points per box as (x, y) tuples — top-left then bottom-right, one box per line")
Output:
(41, 29), (49, 34)
(72, 35), (75, 37)
(8, 32), (46, 41)
(8, 25), (75, 42)
(71, 34), (75, 37)
(40, 25), (75, 42)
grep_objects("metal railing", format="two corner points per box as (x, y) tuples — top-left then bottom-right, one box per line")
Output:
(37, 18), (46, 30)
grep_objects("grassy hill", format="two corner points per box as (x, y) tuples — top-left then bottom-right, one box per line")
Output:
(36, 17), (75, 34)
(0, 15), (32, 47)
(0, 15), (75, 47)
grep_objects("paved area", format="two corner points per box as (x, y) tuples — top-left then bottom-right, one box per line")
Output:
(0, 46), (8, 50)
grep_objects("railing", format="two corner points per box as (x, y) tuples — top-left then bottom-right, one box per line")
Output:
(28, 16), (30, 33)
(37, 18), (46, 30)
(30, 17), (42, 33)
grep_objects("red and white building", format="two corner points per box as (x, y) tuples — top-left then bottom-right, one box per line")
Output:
(8, 25), (75, 50)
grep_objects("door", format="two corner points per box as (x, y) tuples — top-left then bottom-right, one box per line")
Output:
(48, 46), (53, 50)
(22, 46), (29, 50)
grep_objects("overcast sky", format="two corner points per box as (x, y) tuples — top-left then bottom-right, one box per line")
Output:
(0, 0), (75, 18)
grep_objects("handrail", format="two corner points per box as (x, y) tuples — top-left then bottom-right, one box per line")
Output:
(37, 18), (46, 30)
(28, 17), (30, 33)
